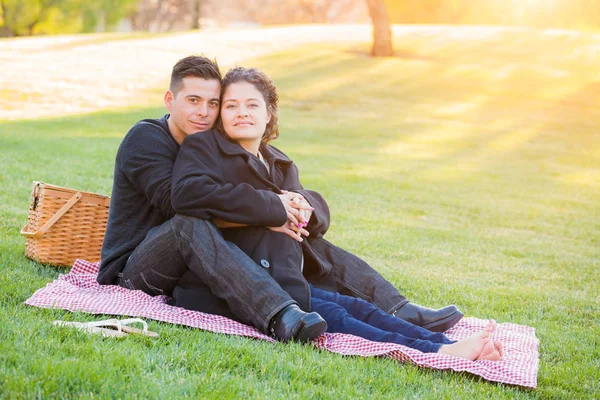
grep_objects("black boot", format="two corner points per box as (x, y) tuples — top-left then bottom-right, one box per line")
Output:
(394, 303), (463, 332)
(269, 304), (327, 343)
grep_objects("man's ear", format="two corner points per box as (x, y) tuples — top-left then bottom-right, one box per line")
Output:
(164, 90), (174, 111)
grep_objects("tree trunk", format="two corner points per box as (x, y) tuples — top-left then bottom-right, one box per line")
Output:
(0, 26), (14, 37)
(0, 0), (13, 36)
(191, 0), (202, 29)
(365, 0), (393, 56)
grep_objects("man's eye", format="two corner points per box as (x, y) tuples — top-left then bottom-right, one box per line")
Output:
(189, 98), (198, 104)
(209, 101), (219, 107)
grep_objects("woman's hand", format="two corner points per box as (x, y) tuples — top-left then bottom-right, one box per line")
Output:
(268, 220), (309, 242)
(289, 194), (313, 226)
(277, 191), (313, 227)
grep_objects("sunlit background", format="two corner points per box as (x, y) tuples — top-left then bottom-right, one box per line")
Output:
(1, 1), (599, 121)
(1, 0), (600, 36)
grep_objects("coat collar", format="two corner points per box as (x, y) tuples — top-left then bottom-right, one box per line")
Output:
(213, 130), (292, 165)
(212, 130), (292, 189)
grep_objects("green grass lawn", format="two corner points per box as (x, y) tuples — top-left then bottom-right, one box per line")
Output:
(1, 29), (599, 399)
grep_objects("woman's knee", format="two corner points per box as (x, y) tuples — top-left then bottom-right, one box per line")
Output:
(311, 297), (348, 323)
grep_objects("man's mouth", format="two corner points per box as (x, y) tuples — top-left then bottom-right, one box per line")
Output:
(191, 121), (209, 129)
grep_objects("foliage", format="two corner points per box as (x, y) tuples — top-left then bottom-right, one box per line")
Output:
(0, 0), (137, 37)
(0, 0), (76, 36)
(80, 0), (138, 33)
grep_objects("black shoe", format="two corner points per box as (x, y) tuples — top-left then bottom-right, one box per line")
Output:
(269, 304), (327, 343)
(394, 302), (463, 332)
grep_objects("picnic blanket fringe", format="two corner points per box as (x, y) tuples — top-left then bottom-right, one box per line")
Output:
(25, 259), (539, 388)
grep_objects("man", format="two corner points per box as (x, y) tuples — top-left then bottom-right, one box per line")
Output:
(98, 55), (462, 342)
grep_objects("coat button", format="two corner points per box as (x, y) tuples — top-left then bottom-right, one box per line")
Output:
(260, 259), (270, 268)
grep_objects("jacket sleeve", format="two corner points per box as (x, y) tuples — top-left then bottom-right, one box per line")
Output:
(119, 124), (176, 218)
(279, 161), (330, 238)
(171, 134), (288, 227)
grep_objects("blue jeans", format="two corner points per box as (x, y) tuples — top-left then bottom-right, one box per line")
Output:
(311, 286), (455, 353)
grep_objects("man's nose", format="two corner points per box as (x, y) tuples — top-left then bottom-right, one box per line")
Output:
(196, 103), (208, 116)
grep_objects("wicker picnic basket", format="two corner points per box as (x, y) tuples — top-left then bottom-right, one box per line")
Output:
(21, 182), (111, 267)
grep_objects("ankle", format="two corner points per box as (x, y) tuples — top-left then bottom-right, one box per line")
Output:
(268, 304), (296, 336)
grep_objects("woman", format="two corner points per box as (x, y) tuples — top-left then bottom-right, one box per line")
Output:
(171, 67), (502, 360)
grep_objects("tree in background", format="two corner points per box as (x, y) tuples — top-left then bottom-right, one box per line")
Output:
(365, 0), (393, 56)
(130, 0), (179, 32)
(204, 0), (365, 26)
(0, 0), (74, 36)
(0, 0), (137, 36)
(190, 0), (202, 29)
(129, 0), (201, 32)
(80, 0), (138, 33)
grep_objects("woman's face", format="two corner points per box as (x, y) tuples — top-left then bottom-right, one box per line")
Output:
(220, 81), (271, 147)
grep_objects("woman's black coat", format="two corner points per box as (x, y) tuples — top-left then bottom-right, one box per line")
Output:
(171, 130), (336, 312)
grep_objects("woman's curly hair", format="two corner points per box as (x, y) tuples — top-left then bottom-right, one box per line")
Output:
(217, 67), (279, 145)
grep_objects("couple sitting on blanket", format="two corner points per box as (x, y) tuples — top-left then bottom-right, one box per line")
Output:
(98, 56), (501, 361)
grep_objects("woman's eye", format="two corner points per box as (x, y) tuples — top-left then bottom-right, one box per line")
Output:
(249, 103), (259, 108)
(226, 104), (236, 109)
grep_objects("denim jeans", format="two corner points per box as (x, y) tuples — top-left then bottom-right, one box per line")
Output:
(118, 214), (295, 332)
(310, 286), (455, 353)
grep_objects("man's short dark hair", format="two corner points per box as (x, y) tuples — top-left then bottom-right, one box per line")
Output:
(170, 55), (222, 94)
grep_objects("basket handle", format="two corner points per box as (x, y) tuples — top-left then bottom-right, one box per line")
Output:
(21, 192), (83, 238)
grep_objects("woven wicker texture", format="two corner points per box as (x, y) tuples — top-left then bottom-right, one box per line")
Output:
(22, 182), (110, 267)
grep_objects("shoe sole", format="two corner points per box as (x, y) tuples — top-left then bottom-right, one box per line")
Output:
(294, 314), (328, 342)
(421, 311), (464, 332)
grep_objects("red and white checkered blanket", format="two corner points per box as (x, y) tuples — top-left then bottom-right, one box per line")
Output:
(25, 259), (539, 388)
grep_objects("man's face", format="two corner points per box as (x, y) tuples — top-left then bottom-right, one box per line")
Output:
(164, 76), (221, 143)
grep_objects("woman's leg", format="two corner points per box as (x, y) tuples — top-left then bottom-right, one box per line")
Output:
(311, 295), (443, 353)
(311, 286), (454, 345)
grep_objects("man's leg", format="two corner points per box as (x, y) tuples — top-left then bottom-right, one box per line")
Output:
(120, 214), (296, 332)
(307, 238), (463, 332)
(170, 270), (241, 321)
